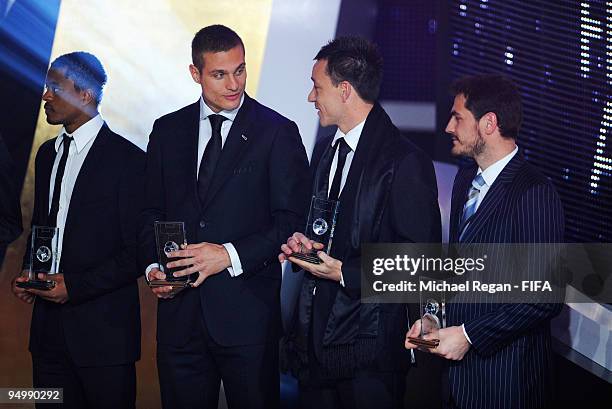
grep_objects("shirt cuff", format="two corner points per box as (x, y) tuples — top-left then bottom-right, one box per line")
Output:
(461, 323), (472, 345)
(145, 263), (161, 282)
(223, 243), (243, 277)
(339, 270), (345, 287)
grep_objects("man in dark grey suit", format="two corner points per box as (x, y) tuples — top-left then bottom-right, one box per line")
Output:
(140, 25), (310, 409)
(406, 74), (564, 409)
(11, 52), (144, 409)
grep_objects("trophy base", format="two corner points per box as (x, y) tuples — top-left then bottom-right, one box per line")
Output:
(148, 279), (191, 289)
(407, 337), (440, 349)
(16, 280), (56, 291)
(288, 251), (322, 264)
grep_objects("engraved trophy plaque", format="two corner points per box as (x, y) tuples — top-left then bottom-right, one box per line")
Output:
(149, 221), (191, 288)
(289, 196), (340, 264)
(407, 278), (446, 349)
(16, 226), (60, 290)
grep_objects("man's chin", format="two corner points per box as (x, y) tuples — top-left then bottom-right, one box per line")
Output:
(45, 116), (61, 125)
(219, 101), (240, 112)
(450, 146), (463, 157)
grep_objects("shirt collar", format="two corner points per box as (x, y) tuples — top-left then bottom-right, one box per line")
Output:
(199, 93), (244, 123)
(331, 119), (366, 152)
(55, 114), (104, 153)
(478, 145), (519, 186)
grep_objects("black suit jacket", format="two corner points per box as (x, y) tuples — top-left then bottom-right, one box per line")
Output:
(140, 94), (310, 347)
(446, 151), (565, 409)
(27, 124), (145, 367)
(286, 103), (442, 379)
(0, 133), (22, 262)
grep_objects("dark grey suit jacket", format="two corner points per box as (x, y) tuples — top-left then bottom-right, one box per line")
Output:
(447, 151), (565, 409)
(140, 94), (310, 348)
(28, 124), (145, 367)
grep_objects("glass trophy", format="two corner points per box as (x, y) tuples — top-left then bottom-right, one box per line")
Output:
(149, 221), (191, 288)
(289, 196), (340, 264)
(16, 226), (60, 291)
(407, 279), (446, 349)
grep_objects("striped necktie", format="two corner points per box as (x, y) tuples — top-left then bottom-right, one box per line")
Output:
(459, 173), (486, 239)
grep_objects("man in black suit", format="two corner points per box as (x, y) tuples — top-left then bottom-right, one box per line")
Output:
(140, 25), (309, 409)
(0, 133), (22, 264)
(10, 52), (144, 408)
(406, 74), (564, 409)
(280, 37), (442, 409)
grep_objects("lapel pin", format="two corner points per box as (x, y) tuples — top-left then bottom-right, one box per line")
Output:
(241, 134), (248, 141)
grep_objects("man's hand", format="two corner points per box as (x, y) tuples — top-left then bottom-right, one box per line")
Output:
(167, 242), (231, 288)
(405, 322), (470, 361)
(430, 326), (470, 360)
(278, 232), (324, 262)
(147, 268), (188, 299)
(289, 252), (343, 283)
(26, 273), (69, 304)
(11, 270), (35, 304)
(404, 319), (423, 349)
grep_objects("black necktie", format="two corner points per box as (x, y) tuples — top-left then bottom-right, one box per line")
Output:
(48, 135), (73, 227)
(328, 138), (351, 201)
(198, 114), (227, 203)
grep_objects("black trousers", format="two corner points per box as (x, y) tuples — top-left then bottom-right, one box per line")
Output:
(298, 370), (406, 409)
(157, 311), (279, 409)
(31, 312), (135, 409)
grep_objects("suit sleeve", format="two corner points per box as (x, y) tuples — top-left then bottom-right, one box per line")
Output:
(232, 121), (310, 276)
(64, 148), (146, 304)
(138, 120), (166, 271)
(463, 182), (565, 356)
(340, 149), (443, 299)
(0, 136), (22, 254)
(23, 143), (51, 269)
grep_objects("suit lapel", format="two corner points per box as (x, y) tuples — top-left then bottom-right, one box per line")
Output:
(37, 141), (57, 226)
(202, 94), (255, 210)
(311, 137), (335, 200)
(459, 152), (525, 243)
(63, 124), (112, 238)
(450, 165), (476, 242)
(156, 101), (200, 206)
(331, 104), (384, 257)
(185, 102), (202, 203)
(67, 124), (115, 206)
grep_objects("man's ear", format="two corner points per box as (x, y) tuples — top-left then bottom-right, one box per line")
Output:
(340, 81), (351, 103)
(482, 112), (498, 135)
(82, 89), (95, 106)
(189, 64), (201, 84)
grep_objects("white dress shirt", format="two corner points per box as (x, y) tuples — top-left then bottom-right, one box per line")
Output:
(49, 114), (103, 267)
(462, 144), (518, 344)
(327, 120), (365, 197)
(472, 145), (519, 212)
(326, 120), (366, 287)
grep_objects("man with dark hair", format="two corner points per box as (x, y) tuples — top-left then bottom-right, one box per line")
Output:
(140, 24), (309, 408)
(406, 74), (564, 409)
(0, 132), (22, 264)
(191, 24), (245, 71)
(47, 52), (108, 105)
(449, 74), (523, 140)
(10, 51), (144, 409)
(280, 36), (441, 409)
